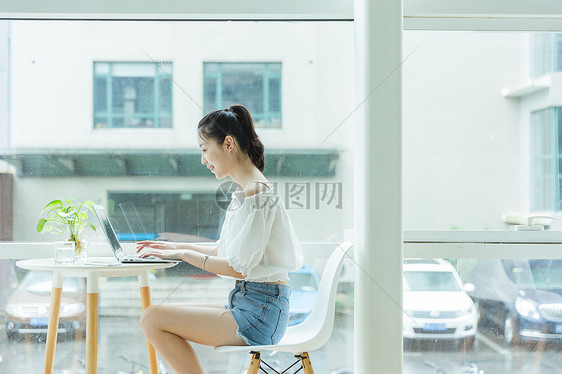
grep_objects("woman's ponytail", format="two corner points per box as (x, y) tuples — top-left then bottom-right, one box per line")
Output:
(228, 105), (265, 172)
(198, 104), (266, 172)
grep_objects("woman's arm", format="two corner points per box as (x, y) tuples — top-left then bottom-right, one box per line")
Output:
(136, 241), (218, 256)
(138, 247), (244, 279)
(181, 251), (245, 279)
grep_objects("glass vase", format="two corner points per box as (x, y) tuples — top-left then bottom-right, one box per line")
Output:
(73, 238), (88, 264)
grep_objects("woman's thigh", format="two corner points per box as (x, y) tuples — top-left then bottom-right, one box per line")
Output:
(141, 304), (247, 347)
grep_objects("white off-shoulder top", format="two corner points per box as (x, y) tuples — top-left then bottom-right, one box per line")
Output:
(216, 187), (303, 283)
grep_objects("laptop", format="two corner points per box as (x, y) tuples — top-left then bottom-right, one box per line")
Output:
(119, 201), (158, 242)
(93, 204), (178, 263)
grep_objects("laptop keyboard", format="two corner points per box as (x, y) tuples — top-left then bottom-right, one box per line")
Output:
(124, 254), (160, 260)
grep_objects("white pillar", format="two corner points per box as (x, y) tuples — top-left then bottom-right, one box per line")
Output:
(354, 0), (403, 373)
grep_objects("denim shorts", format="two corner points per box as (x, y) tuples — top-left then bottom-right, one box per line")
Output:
(226, 280), (291, 346)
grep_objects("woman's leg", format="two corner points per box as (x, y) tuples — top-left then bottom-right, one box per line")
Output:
(140, 303), (247, 374)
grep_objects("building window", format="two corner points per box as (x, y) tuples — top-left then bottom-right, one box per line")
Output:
(204, 62), (282, 128)
(93, 62), (173, 128)
(531, 107), (561, 211)
(532, 34), (562, 78)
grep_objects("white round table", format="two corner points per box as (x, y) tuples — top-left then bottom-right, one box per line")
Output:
(16, 257), (178, 374)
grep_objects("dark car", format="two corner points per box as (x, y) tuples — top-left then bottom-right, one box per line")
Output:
(288, 265), (320, 326)
(462, 258), (562, 345)
(4, 271), (86, 342)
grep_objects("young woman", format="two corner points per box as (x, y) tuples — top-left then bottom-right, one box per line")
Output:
(136, 104), (303, 374)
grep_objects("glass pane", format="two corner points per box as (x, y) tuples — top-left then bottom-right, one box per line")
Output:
(403, 257), (562, 372)
(159, 77), (172, 113)
(532, 34), (550, 77)
(402, 31), (562, 229)
(221, 63), (264, 113)
(3, 19), (353, 373)
(94, 117), (108, 128)
(135, 77), (154, 113)
(532, 108), (556, 210)
(94, 77), (107, 112)
(112, 77), (154, 114)
(269, 77), (281, 112)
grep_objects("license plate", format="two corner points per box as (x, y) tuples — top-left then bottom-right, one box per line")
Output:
(30, 318), (49, 326)
(556, 324), (562, 334)
(423, 323), (447, 332)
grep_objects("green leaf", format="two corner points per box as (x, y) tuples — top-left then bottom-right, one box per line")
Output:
(82, 201), (95, 215)
(39, 200), (63, 216)
(87, 222), (97, 232)
(37, 218), (47, 232)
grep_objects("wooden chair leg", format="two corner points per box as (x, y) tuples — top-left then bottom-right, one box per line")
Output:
(300, 352), (315, 374)
(246, 351), (261, 374)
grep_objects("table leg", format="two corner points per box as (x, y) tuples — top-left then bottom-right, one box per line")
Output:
(139, 270), (159, 374)
(86, 273), (99, 374)
(44, 271), (63, 374)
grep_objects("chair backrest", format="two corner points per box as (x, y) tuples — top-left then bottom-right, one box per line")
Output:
(286, 242), (353, 349)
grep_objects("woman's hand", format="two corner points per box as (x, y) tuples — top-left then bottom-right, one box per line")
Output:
(138, 248), (185, 261)
(136, 240), (175, 252)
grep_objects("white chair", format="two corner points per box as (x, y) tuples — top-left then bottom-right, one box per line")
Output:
(215, 242), (353, 374)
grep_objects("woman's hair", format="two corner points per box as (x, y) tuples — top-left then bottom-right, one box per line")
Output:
(198, 104), (265, 172)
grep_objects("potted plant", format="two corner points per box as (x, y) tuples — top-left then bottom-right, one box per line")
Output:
(37, 198), (97, 262)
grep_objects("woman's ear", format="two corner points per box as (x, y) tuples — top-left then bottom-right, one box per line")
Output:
(224, 135), (235, 152)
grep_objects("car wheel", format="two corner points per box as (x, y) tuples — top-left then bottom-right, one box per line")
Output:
(475, 300), (485, 327)
(6, 331), (19, 343)
(503, 312), (520, 345)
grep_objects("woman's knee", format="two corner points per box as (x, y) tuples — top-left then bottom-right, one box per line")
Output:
(140, 304), (161, 332)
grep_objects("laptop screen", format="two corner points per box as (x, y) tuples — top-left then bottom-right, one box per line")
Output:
(93, 204), (126, 260)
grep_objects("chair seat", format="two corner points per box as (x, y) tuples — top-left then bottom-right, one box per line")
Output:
(215, 326), (321, 353)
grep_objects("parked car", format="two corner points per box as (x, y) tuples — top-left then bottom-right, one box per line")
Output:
(402, 258), (477, 348)
(462, 258), (562, 345)
(4, 271), (86, 342)
(288, 265), (320, 326)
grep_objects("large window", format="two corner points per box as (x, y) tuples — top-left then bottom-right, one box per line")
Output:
(0, 19), (354, 373)
(93, 62), (173, 128)
(531, 107), (560, 211)
(532, 34), (562, 78)
(204, 62), (282, 128)
(3, 9), (562, 373)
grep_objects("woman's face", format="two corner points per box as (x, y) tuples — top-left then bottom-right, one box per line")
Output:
(198, 134), (232, 179)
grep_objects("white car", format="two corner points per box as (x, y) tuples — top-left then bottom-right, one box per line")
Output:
(402, 258), (477, 349)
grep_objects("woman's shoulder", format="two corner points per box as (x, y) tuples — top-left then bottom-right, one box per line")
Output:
(243, 179), (273, 197)
(227, 187), (283, 216)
